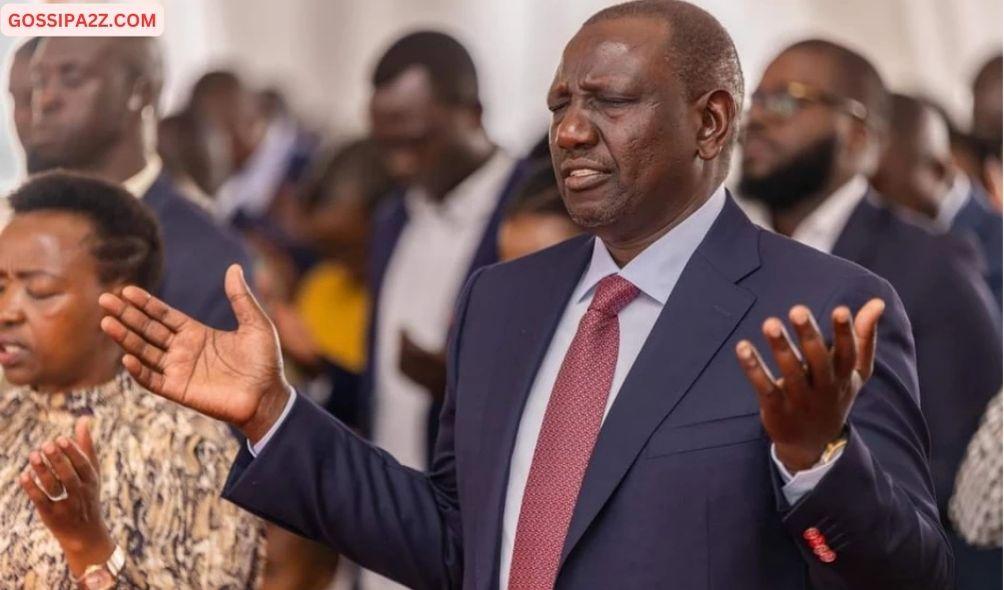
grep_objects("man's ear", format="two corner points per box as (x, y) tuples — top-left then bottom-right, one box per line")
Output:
(696, 89), (737, 161)
(128, 75), (156, 112)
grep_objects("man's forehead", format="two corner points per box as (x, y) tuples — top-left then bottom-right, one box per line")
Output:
(560, 18), (669, 77)
(34, 38), (111, 67)
(760, 49), (838, 92)
(371, 67), (437, 118)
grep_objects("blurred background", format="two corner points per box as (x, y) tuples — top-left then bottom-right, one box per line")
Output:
(0, 0), (1001, 189)
(0, 1), (1001, 589)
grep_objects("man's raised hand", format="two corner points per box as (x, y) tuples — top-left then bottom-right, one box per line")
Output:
(99, 264), (291, 442)
(735, 299), (885, 472)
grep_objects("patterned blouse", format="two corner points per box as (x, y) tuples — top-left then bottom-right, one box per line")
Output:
(0, 372), (264, 588)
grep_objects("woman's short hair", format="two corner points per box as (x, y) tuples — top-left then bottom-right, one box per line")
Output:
(8, 171), (164, 290)
(504, 159), (568, 219)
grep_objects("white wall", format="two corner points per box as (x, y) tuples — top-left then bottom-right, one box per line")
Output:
(1, 0), (1001, 192)
(156, 0), (1002, 155)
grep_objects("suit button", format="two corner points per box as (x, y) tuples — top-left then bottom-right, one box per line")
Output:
(812, 544), (831, 557)
(803, 527), (822, 541)
(820, 551), (837, 563)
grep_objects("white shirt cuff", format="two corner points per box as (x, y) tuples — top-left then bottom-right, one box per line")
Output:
(771, 443), (843, 505)
(247, 388), (297, 457)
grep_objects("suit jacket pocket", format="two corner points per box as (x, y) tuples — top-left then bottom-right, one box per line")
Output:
(644, 413), (765, 458)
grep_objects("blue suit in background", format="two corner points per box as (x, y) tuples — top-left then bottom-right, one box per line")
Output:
(832, 191), (1002, 590)
(950, 182), (1003, 308)
(831, 192), (1002, 513)
(222, 195), (951, 589)
(144, 172), (254, 331)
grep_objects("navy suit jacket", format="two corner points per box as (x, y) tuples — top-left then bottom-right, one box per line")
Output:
(832, 193), (1003, 514)
(144, 172), (253, 331)
(950, 184), (1003, 308)
(223, 195), (950, 589)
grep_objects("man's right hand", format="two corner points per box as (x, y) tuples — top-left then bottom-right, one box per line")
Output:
(99, 264), (291, 443)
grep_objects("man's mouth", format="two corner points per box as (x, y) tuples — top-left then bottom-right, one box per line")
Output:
(562, 164), (612, 192)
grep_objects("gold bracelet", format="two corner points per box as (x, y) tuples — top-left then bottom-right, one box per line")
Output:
(820, 434), (848, 464)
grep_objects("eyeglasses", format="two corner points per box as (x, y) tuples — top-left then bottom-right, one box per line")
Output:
(750, 81), (869, 123)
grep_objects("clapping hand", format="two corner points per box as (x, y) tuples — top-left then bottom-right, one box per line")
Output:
(735, 300), (885, 472)
(19, 417), (116, 578)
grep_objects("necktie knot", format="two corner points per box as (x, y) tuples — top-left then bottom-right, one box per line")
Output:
(589, 274), (640, 317)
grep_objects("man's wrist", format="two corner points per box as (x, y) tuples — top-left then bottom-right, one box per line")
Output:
(241, 381), (291, 443)
(774, 443), (827, 473)
(775, 428), (849, 473)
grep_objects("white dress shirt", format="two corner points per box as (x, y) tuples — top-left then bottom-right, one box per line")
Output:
(935, 173), (972, 231)
(122, 154), (163, 199)
(741, 175), (869, 255)
(373, 149), (515, 473)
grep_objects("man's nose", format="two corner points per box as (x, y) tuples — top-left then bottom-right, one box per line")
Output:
(32, 77), (62, 117)
(554, 103), (598, 151)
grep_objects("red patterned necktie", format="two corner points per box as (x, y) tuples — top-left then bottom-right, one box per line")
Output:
(508, 274), (641, 590)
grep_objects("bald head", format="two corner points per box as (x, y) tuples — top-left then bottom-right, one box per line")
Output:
(586, 0), (744, 109)
(872, 93), (954, 218)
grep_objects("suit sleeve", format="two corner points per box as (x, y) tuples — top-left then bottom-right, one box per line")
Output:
(777, 273), (953, 590)
(221, 268), (485, 590)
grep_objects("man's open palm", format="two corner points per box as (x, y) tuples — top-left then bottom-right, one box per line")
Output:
(99, 265), (290, 440)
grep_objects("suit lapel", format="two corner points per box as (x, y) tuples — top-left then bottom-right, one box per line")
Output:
(473, 236), (594, 587)
(558, 196), (761, 567)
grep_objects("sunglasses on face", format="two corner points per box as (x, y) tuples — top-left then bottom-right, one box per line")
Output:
(750, 81), (869, 123)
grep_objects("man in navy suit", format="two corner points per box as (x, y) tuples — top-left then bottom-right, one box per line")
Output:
(872, 92), (1003, 308)
(27, 37), (251, 330)
(741, 41), (1001, 589)
(101, 2), (951, 588)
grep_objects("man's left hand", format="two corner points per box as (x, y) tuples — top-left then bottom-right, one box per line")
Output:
(735, 299), (885, 472)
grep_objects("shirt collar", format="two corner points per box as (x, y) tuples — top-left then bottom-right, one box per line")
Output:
(404, 149), (514, 224)
(573, 184), (727, 306)
(935, 172), (971, 230)
(789, 174), (869, 253)
(122, 154), (163, 199)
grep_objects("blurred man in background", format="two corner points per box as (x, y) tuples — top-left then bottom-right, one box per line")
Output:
(873, 93), (1003, 307)
(361, 31), (522, 588)
(365, 31), (519, 460)
(6, 37), (40, 173)
(969, 53), (1003, 210)
(740, 39), (1002, 590)
(27, 37), (252, 330)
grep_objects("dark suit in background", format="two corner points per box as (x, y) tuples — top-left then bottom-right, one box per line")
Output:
(223, 197), (951, 589)
(832, 192), (1003, 513)
(144, 172), (254, 331)
(951, 182), (1003, 308)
